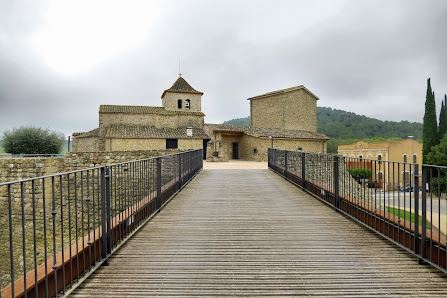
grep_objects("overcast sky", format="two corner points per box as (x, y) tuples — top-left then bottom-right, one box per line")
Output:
(1, 0), (446, 137)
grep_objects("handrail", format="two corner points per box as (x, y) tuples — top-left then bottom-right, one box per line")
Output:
(269, 148), (447, 274)
(0, 149), (203, 297)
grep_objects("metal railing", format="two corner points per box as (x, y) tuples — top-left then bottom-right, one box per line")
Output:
(0, 149), (203, 297)
(269, 148), (447, 273)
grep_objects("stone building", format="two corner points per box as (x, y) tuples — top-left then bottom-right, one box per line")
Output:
(73, 77), (328, 162)
(73, 76), (209, 153)
(338, 138), (422, 190)
(203, 85), (328, 162)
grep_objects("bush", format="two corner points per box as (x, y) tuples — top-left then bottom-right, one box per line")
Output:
(2, 126), (65, 154)
(347, 168), (372, 183)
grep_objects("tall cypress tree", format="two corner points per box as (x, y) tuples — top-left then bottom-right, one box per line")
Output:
(423, 78), (439, 164)
(439, 95), (447, 140)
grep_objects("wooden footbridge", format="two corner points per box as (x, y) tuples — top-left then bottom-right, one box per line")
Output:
(3, 149), (447, 297)
(70, 162), (447, 297)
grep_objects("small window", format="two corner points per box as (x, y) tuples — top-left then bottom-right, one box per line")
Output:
(297, 147), (302, 151)
(378, 172), (383, 180)
(358, 155), (363, 160)
(253, 148), (257, 154)
(378, 155), (382, 164)
(166, 139), (178, 149)
(403, 154), (408, 163)
(413, 154), (417, 163)
(178, 99), (182, 109)
(185, 99), (190, 109)
(403, 172), (410, 183)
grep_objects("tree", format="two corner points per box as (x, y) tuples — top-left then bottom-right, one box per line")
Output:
(422, 78), (439, 164)
(2, 126), (65, 154)
(426, 134), (447, 194)
(440, 94), (447, 140)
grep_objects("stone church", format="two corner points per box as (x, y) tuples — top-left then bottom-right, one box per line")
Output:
(72, 76), (328, 161)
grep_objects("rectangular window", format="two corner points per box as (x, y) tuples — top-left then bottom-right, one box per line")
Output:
(403, 172), (410, 183)
(378, 172), (383, 180)
(413, 154), (417, 163)
(378, 155), (382, 164)
(166, 139), (178, 149)
(403, 154), (408, 163)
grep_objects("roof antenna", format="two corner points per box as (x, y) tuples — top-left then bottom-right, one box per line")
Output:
(178, 59), (182, 77)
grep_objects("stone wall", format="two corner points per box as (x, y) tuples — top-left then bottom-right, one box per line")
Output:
(206, 140), (228, 162)
(72, 136), (99, 152)
(210, 134), (327, 162)
(103, 138), (203, 152)
(0, 158), (64, 183)
(99, 113), (204, 130)
(250, 88), (317, 132)
(162, 92), (202, 113)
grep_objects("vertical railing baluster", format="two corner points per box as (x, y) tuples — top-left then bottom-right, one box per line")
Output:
(32, 180), (38, 298)
(414, 164), (420, 258)
(8, 185), (15, 298)
(51, 177), (58, 297)
(100, 167), (107, 264)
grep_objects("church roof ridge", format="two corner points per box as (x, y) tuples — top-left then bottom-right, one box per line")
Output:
(162, 76), (203, 98)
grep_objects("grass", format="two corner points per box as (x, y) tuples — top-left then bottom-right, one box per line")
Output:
(386, 207), (431, 230)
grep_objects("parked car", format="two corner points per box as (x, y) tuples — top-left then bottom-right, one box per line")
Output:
(399, 184), (422, 192)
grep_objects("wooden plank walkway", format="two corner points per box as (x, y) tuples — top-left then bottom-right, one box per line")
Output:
(71, 167), (447, 297)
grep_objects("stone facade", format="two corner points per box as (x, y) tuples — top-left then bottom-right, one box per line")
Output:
(72, 78), (328, 162)
(206, 133), (326, 162)
(338, 139), (423, 190)
(162, 92), (202, 113)
(72, 136), (99, 152)
(249, 87), (318, 132)
(99, 112), (204, 130)
(72, 76), (208, 153)
(104, 138), (203, 152)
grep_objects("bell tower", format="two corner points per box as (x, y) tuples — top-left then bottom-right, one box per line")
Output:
(161, 76), (203, 112)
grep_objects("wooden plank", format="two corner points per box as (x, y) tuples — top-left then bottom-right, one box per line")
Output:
(71, 169), (447, 297)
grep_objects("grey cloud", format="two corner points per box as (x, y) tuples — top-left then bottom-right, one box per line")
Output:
(1, 0), (446, 138)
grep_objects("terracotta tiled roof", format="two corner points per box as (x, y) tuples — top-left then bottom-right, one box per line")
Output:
(99, 105), (205, 116)
(162, 76), (203, 98)
(205, 124), (329, 140)
(247, 85), (319, 100)
(105, 124), (210, 139)
(72, 128), (100, 138)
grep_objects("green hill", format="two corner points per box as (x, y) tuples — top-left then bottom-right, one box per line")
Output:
(222, 107), (423, 153)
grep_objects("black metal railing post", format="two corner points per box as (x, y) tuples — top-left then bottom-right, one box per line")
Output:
(178, 153), (182, 190)
(413, 164), (420, 259)
(334, 155), (340, 209)
(105, 166), (112, 255)
(268, 148), (271, 168)
(284, 150), (288, 179)
(302, 152), (306, 189)
(420, 165), (427, 263)
(156, 157), (162, 210)
(100, 167), (108, 265)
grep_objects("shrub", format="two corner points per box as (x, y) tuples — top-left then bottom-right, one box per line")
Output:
(347, 168), (372, 182)
(2, 126), (65, 154)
